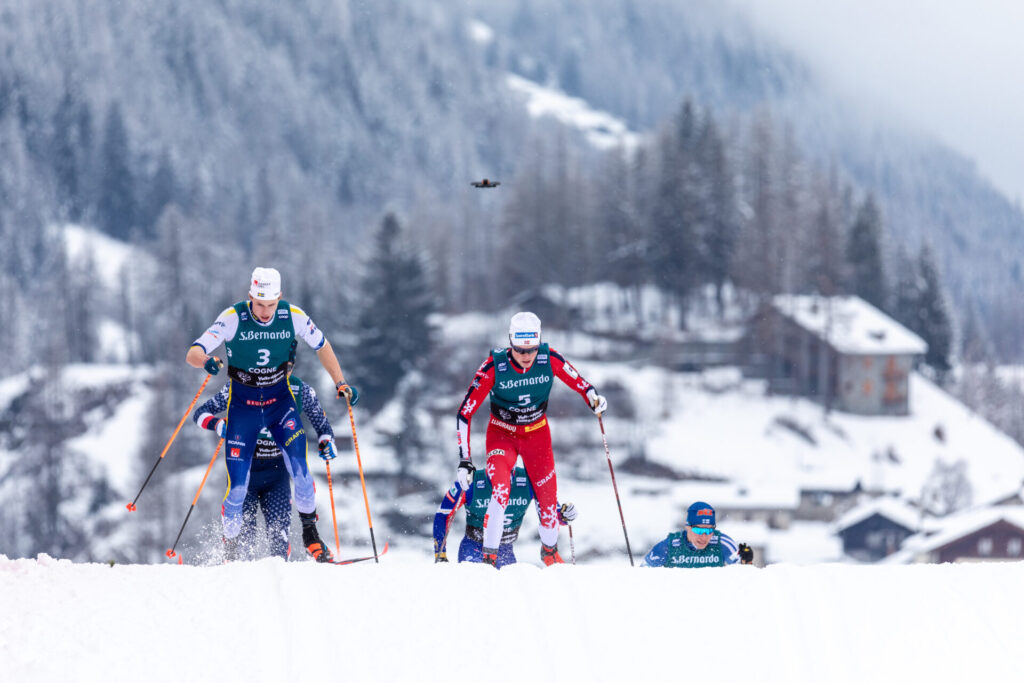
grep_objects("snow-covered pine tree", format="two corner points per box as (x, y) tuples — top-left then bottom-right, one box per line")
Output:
(348, 213), (437, 413)
(845, 194), (887, 311)
(97, 102), (137, 241)
(914, 242), (953, 379)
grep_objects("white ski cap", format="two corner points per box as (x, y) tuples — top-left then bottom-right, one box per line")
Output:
(249, 267), (282, 301)
(508, 311), (542, 348)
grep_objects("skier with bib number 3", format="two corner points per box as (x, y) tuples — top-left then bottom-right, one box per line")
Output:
(455, 312), (606, 567)
(186, 267), (358, 563)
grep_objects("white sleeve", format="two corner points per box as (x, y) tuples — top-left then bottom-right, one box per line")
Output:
(191, 308), (239, 354)
(290, 305), (326, 350)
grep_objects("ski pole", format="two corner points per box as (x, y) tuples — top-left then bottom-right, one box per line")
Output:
(128, 373), (213, 511)
(345, 397), (380, 562)
(166, 437), (223, 563)
(568, 524), (576, 565)
(325, 460), (341, 558)
(598, 414), (635, 566)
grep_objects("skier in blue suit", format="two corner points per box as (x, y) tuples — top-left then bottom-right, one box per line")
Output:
(644, 501), (744, 568)
(194, 359), (336, 560)
(433, 465), (577, 568)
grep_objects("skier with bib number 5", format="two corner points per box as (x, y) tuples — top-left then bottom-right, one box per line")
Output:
(455, 312), (606, 567)
(185, 266), (358, 562)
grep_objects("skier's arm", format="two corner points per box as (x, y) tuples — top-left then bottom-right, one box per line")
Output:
(456, 357), (495, 462)
(717, 532), (740, 565)
(289, 306), (347, 387)
(643, 538), (671, 567)
(549, 349), (596, 402)
(432, 482), (466, 553)
(187, 308), (238, 368)
(316, 340), (347, 387)
(193, 385), (230, 431)
(300, 383), (335, 441)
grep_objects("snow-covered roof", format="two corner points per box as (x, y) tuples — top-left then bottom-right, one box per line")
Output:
(885, 505), (1024, 562)
(773, 295), (927, 356)
(833, 496), (923, 533)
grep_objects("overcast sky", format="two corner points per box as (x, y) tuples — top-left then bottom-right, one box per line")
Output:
(730, 0), (1024, 205)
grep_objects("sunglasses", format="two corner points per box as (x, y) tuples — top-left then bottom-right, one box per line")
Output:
(690, 526), (715, 535)
(511, 345), (539, 355)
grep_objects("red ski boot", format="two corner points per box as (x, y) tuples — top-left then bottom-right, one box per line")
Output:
(541, 543), (564, 566)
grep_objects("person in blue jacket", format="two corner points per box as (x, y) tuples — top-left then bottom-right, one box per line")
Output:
(194, 349), (337, 561)
(644, 501), (744, 568)
(186, 267), (357, 562)
(433, 465), (577, 568)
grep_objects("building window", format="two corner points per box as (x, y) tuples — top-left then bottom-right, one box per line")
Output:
(978, 537), (993, 556)
(863, 379), (873, 396)
(1009, 538), (1022, 556)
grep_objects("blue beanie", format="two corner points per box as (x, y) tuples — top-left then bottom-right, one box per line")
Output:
(687, 501), (716, 527)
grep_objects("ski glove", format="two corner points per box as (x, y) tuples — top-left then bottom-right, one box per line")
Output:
(204, 356), (224, 375)
(336, 382), (360, 406)
(318, 436), (338, 461)
(586, 388), (607, 416)
(738, 543), (754, 565)
(558, 502), (578, 525)
(457, 460), (475, 490)
(199, 415), (227, 438)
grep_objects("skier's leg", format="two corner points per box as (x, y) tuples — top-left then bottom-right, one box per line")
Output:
(222, 397), (258, 541)
(238, 482), (261, 559)
(496, 542), (516, 568)
(481, 425), (517, 554)
(458, 535), (482, 563)
(521, 423), (560, 548)
(267, 401), (315, 515)
(260, 466), (292, 559)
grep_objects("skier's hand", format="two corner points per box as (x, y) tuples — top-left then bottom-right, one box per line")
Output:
(586, 388), (607, 416)
(199, 415), (227, 438)
(558, 502), (578, 525)
(204, 356), (224, 375)
(318, 436), (338, 461)
(336, 382), (360, 406)
(457, 460), (475, 489)
(435, 551), (449, 563)
(738, 543), (754, 565)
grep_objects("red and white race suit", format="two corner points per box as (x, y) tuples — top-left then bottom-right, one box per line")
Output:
(456, 346), (594, 550)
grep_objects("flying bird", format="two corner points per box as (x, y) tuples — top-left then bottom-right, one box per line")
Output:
(471, 179), (501, 188)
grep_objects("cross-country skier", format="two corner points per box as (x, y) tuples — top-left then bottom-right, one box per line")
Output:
(455, 311), (605, 567)
(193, 351), (338, 560)
(186, 266), (358, 562)
(432, 464), (578, 567)
(643, 501), (742, 568)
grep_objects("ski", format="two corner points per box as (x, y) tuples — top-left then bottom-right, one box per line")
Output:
(330, 540), (389, 565)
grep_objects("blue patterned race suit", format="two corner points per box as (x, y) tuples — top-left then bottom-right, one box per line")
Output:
(195, 375), (335, 558)
(190, 299), (329, 541)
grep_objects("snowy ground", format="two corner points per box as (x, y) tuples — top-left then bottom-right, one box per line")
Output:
(1, 553), (1020, 682)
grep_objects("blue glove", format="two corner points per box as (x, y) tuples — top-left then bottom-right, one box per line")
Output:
(204, 356), (224, 375)
(318, 437), (338, 461)
(337, 382), (360, 406)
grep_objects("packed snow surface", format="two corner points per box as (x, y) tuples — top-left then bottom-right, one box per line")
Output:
(1, 553), (1019, 682)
